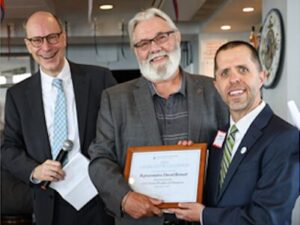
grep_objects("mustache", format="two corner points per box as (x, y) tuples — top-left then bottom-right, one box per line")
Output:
(147, 51), (168, 62)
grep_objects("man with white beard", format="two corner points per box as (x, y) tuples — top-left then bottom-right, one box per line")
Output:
(88, 8), (228, 225)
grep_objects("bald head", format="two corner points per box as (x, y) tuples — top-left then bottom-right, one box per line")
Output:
(24, 11), (63, 37)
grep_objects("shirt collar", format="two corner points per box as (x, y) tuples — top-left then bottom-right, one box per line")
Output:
(230, 101), (266, 135)
(40, 59), (71, 89)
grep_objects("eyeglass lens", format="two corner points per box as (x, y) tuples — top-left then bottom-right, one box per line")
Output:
(134, 31), (175, 50)
(28, 32), (61, 47)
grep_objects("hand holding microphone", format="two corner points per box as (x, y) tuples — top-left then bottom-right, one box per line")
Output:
(41, 140), (73, 190)
(52, 140), (73, 165)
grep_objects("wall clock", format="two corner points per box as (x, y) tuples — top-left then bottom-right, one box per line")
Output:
(258, 8), (284, 88)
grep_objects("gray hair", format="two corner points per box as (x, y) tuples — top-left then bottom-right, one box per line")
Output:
(128, 7), (178, 47)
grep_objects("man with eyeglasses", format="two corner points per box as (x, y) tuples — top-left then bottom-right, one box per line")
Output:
(88, 8), (228, 225)
(1, 11), (116, 225)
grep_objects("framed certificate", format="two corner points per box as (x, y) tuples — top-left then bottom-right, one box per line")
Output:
(124, 144), (207, 208)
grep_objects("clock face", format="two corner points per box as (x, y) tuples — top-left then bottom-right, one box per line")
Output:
(258, 9), (284, 88)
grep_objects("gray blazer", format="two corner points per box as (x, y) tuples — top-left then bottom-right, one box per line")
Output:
(89, 71), (228, 225)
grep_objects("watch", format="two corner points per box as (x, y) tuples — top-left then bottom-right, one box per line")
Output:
(258, 8), (284, 88)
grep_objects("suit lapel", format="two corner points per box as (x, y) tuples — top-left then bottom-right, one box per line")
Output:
(218, 127), (262, 199)
(186, 74), (203, 141)
(217, 105), (273, 201)
(70, 63), (89, 148)
(133, 78), (162, 145)
(26, 72), (52, 159)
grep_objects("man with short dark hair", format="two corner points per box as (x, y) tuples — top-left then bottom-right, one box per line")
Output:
(169, 41), (299, 225)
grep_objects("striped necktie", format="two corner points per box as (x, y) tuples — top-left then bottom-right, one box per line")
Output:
(219, 125), (238, 188)
(51, 79), (68, 159)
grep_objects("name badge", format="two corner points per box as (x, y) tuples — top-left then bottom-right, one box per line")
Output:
(212, 130), (226, 148)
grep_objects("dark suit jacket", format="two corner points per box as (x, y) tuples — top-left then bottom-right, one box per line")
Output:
(1, 61), (116, 225)
(1, 167), (33, 215)
(203, 104), (299, 225)
(88, 71), (229, 225)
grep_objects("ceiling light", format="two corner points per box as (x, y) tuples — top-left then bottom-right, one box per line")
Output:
(220, 25), (231, 31)
(243, 7), (254, 12)
(99, 4), (114, 10)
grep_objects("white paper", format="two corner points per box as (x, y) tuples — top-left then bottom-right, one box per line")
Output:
(287, 100), (300, 130)
(128, 150), (201, 202)
(50, 152), (98, 210)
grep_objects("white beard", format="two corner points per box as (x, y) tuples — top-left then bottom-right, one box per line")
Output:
(138, 44), (181, 82)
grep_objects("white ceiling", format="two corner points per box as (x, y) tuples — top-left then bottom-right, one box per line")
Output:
(3, 0), (262, 34)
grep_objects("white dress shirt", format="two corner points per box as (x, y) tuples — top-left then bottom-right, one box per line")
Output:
(229, 101), (266, 159)
(40, 59), (80, 159)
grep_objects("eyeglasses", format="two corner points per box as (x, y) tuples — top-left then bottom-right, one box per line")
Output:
(133, 30), (176, 51)
(25, 31), (63, 48)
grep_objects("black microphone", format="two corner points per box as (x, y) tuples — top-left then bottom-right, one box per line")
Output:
(41, 140), (73, 190)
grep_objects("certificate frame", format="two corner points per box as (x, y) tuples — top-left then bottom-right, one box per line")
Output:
(124, 144), (207, 208)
